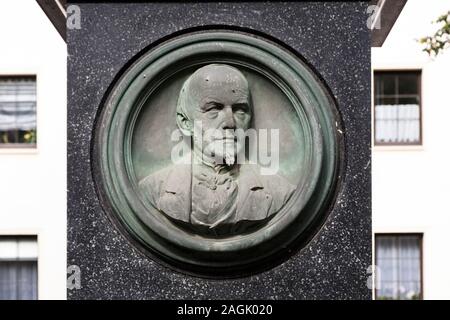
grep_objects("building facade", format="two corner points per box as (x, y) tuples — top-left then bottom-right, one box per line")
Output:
(0, 0), (66, 300)
(372, 0), (450, 300)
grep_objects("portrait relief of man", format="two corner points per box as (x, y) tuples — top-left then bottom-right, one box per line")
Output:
(139, 64), (295, 236)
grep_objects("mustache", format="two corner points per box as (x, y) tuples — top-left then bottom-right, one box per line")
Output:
(211, 131), (237, 141)
(212, 135), (237, 141)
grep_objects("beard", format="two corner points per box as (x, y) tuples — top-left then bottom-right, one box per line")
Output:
(211, 140), (236, 166)
(223, 146), (236, 166)
(198, 139), (245, 167)
(193, 127), (245, 167)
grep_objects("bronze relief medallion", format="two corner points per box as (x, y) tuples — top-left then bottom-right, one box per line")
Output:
(93, 30), (342, 277)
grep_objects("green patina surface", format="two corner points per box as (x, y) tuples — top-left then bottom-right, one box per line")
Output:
(93, 30), (342, 276)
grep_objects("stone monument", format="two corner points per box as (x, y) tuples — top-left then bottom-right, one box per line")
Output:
(68, 1), (371, 299)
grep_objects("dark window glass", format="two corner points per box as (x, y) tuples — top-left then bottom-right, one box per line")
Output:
(398, 73), (419, 95)
(374, 71), (421, 145)
(378, 74), (396, 95)
(375, 234), (422, 300)
(0, 76), (37, 147)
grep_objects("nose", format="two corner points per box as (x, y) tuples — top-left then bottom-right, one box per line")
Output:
(221, 106), (236, 129)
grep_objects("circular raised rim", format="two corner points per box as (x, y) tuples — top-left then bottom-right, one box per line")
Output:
(93, 29), (341, 276)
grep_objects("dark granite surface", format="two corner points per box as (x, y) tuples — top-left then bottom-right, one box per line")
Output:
(68, 2), (371, 299)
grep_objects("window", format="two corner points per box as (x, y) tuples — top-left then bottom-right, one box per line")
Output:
(0, 76), (37, 147)
(0, 236), (38, 300)
(375, 234), (422, 300)
(374, 71), (421, 145)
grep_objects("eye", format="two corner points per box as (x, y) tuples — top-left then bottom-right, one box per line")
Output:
(205, 102), (224, 112)
(205, 111), (219, 119)
(233, 103), (249, 114)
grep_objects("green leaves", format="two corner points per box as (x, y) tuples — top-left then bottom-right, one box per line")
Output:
(419, 11), (450, 56)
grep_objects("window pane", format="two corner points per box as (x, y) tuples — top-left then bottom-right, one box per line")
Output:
(398, 281), (421, 300)
(377, 282), (396, 300)
(0, 262), (17, 300)
(0, 237), (38, 261)
(374, 71), (421, 145)
(17, 239), (38, 261)
(0, 237), (38, 300)
(398, 97), (419, 105)
(0, 239), (18, 260)
(376, 236), (396, 259)
(376, 97), (396, 105)
(376, 234), (422, 300)
(378, 74), (396, 95)
(0, 261), (37, 300)
(397, 104), (420, 144)
(0, 77), (36, 146)
(379, 258), (396, 282)
(16, 261), (38, 300)
(398, 73), (419, 95)
(398, 236), (420, 259)
(375, 105), (398, 144)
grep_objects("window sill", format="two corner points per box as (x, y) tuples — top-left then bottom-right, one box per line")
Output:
(0, 145), (38, 155)
(373, 144), (424, 152)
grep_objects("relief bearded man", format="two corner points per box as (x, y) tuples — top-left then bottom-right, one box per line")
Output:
(139, 64), (295, 236)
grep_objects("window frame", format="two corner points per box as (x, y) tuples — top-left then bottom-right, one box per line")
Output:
(0, 74), (38, 149)
(373, 70), (423, 146)
(374, 233), (424, 300)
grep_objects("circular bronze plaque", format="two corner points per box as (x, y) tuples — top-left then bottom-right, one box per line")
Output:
(93, 30), (342, 277)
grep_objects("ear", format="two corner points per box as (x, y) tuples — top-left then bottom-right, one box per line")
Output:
(176, 112), (193, 136)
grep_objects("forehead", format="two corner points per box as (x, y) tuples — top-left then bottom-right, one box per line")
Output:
(187, 65), (250, 104)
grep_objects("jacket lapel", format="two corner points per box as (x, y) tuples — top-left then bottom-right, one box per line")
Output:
(236, 164), (273, 221)
(158, 163), (192, 223)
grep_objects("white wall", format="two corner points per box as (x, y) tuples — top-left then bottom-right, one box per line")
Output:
(372, 0), (450, 300)
(0, 0), (66, 299)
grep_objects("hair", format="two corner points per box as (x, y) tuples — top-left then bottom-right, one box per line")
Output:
(176, 75), (193, 130)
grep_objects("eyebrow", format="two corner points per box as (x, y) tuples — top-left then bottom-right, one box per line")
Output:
(201, 100), (224, 111)
(200, 99), (250, 110)
(204, 100), (223, 105)
(233, 102), (249, 107)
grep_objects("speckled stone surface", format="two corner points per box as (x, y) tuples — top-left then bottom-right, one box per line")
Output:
(68, 2), (371, 299)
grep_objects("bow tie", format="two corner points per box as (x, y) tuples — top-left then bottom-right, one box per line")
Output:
(193, 164), (239, 190)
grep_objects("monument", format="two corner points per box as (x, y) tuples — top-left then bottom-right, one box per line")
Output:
(68, 1), (371, 299)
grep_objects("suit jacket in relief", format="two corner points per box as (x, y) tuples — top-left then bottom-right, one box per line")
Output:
(139, 161), (295, 233)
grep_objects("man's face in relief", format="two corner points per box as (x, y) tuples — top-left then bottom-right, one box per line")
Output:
(184, 65), (252, 165)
